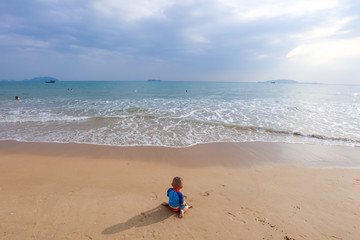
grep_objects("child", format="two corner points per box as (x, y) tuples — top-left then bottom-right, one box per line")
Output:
(162, 176), (189, 218)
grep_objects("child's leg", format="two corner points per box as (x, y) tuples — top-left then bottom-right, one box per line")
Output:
(161, 202), (169, 206)
(179, 204), (189, 218)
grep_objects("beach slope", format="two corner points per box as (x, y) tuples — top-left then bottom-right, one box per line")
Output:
(0, 141), (359, 240)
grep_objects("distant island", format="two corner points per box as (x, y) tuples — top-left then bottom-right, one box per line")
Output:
(0, 76), (60, 83)
(259, 79), (298, 84)
(24, 76), (59, 83)
(147, 79), (162, 82)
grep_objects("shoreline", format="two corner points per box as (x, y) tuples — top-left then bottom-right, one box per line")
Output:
(1, 140), (360, 239)
(1, 140), (360, 168)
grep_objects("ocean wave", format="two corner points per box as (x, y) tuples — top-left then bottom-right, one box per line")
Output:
(1, 109), (359, 146)
(0, 115), (90, 123)
(0, 107), (360, 145)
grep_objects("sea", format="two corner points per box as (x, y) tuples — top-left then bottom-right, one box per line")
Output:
(0, 81), (359, 147)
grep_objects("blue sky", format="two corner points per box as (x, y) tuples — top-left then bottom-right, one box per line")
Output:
(1, 0), (360, 83)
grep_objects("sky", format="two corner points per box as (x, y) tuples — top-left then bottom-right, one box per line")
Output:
(1, 0), (360, 83)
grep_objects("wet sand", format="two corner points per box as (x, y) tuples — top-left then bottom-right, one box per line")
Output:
(0, 141), (360, 239)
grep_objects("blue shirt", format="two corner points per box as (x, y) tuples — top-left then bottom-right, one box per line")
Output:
(167, 188), (184, 209)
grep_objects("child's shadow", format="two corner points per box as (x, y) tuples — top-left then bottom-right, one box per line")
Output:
(102, 205), (175, 235)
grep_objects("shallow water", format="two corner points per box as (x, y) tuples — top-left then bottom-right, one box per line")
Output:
(1, 81), (359, 147)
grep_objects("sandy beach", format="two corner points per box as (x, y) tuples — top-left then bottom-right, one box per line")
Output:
(0, 140), (360, 240)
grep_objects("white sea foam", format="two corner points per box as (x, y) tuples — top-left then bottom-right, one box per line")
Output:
(0, 81), (359, 147)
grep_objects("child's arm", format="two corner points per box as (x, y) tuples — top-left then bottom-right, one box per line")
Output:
(162, 188), (172, 206)
(167, 188), (172, 197)
(179, 192), (186, 205)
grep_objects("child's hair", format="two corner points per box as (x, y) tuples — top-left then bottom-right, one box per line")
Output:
(172, 176), (183, 189)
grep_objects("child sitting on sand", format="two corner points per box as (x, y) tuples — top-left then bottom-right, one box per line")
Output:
(162, 176), (189, 218)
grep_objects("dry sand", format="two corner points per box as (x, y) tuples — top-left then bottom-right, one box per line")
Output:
(0, 140), (359, 240)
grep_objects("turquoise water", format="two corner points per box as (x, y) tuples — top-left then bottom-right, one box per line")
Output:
(0, 81), (359, 147)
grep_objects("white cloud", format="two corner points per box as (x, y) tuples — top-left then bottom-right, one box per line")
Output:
(217, 0), (339, 20)
(286, 38), (360, 66)
(90, 0), (178, 22)
(1, 0), (359, 83)
(290, 17), (355, 40)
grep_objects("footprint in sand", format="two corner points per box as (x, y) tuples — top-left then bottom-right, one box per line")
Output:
(255, 216), (276, 228)
(226, 212), (246, 224)
(139, 212), (148, 222)
(253, 213), (293, 237)
(284, 236), (296, 240)
(150, 192), (158, 200)
(323, 234), (343, 240)
(353, 179), (360, 185)
(201, 191), (211, 197)
(226, 212), (236, 220)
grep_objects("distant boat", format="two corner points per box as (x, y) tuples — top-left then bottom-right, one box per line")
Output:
(45, 80), (56, 83)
